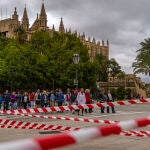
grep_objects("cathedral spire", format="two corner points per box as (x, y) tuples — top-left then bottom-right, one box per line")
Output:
(69, 28), (71, 34)
(59, 17), (65, 33)
(102, 40), (105, 46)
(107, 40), (109, 46)
(22, 6), (29, 30)
(40, 1), (46, 17)
(12, 7), (18, 21)
(74, 30), (77, 36)
(82, 32), (85, 39)
(37, 13), (39, 19)
(52, 24), (55, 31)
(39, 1), (47, 28)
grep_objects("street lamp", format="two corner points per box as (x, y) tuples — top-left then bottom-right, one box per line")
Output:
(72, 52), (80, 88)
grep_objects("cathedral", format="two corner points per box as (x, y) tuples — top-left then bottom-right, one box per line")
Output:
(0, 2), (109, 60)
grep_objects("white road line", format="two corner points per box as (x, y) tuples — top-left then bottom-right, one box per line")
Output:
(85, 112), (148, 118)
(55, 111), (148, 119)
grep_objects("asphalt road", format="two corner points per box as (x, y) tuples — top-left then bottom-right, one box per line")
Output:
(0, 103), (150, 150)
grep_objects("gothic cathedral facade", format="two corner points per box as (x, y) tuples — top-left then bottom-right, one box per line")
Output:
(0, 2), (109, 59)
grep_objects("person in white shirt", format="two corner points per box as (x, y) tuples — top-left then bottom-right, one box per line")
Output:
(76, 88), (86, 115)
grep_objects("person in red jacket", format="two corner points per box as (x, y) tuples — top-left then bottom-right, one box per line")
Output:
(29, 92), (35, 108)
(85, 89), (92, 113)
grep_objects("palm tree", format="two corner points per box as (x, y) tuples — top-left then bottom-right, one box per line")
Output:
(14, 26), (26, 44)
(132, 38), (150, 75)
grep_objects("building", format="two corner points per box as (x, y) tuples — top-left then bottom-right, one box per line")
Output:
(0, 2), (109, 59)
(97, 74), (147, 98)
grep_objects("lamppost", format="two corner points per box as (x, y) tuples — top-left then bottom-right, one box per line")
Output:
(72, 52), (80, 88)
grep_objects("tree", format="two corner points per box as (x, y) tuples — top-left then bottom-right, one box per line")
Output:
(95, 54), (109, 82)
(109, 58), (123, 81)
(132, 38), (150, 75)
(117, 71), (126, 81)
(0, 31), (99, 90)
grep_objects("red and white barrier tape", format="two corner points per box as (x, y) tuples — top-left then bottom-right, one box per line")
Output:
(0, 117), (150, 150)
(121, 130), (150, 137)
(2, 112), (118, 125)
(1, 98), (150, 114)
(1, 122), (150, 139)
(0, 118), (79, 131)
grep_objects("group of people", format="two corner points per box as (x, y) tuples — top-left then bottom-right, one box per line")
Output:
(97, 88), (116, 114)
(75, 88), (116, 115)
(0, 88), (115, 115)
(0, 89), (67, 110)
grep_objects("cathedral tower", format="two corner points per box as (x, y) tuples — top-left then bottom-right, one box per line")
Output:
(21, 6), (29, 30)
(12, 7), (19, 21)
(59, 18), (65, 33)
(39, 1), (47, 29)
(11, 7), (20, 32)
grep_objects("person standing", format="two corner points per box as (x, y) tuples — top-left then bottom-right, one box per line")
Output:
(70, 88), (77, 114)
(16, 91), (23, 109)
(85, 89), (92, 113)
(106, 90), (116, 113)
(41, 91), (48, 108)
(0, 93), (3, 110)
(76, 88), (86, 115)
(56, 89), (64, 107)
(22, 92), (29, 109)
(65, 88), (71, 106)
(10, 92), (17, 110)
(97, 88), (107, 113)
(50, 90), (55, 107)
(29, 91), (35, 108)
(3, 90), (10, 111)
(35, 89), (42, 108)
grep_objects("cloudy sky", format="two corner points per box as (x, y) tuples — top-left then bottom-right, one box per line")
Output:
(0, 0), (150, 77)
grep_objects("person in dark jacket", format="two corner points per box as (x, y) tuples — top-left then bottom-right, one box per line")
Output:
(22, 92), (29, 109)
(3, 90), (10, 110)
(0, 93), (3, 109)
(16, 91), (23, 109)
(41, 91), (48, 108)
(56, 89), (64, 107)
(106, 90), (116, 113)
(97, 88), (107, 113)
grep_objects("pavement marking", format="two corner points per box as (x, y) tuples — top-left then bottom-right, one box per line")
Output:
(54, 111), (148, 119)
(85, 111), (148, 118)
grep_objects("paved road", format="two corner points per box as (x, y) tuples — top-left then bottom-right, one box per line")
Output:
(0, 103), (150, 150)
